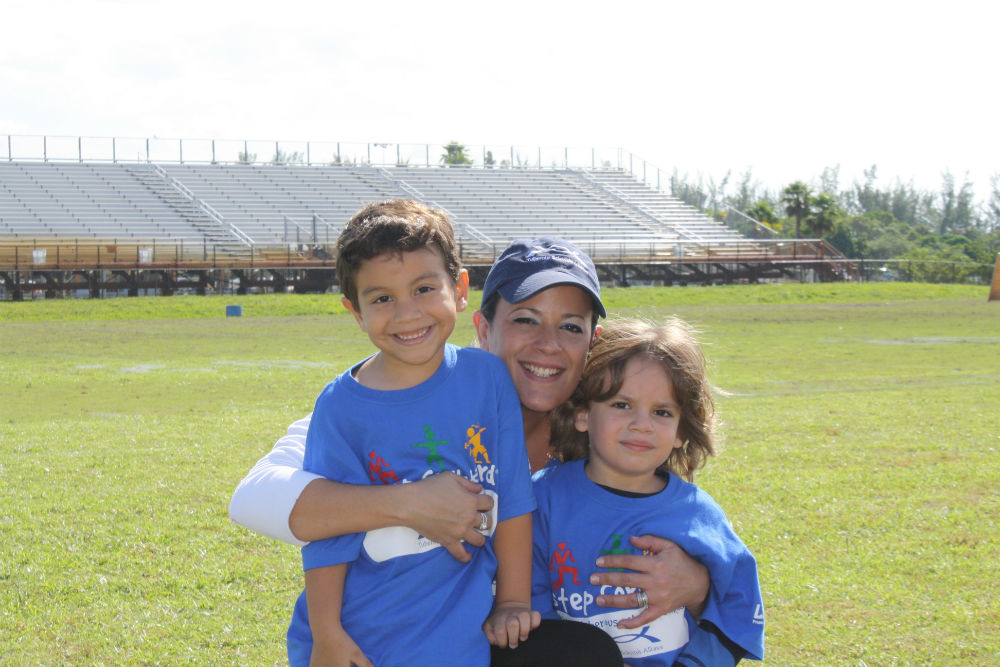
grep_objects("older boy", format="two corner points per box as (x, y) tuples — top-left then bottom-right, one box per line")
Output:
(287, 200), (538, 667)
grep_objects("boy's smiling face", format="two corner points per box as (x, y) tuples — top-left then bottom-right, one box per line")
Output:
(343, 246), (469, 390)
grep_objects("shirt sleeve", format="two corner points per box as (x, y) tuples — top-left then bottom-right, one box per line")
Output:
(228, 415), (319, 547)
(674, 619), (747, 667)
(680, 486), (765, 661)
(301, 386), (368, 570)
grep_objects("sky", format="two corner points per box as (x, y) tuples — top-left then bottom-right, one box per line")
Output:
(2, 0), (998, 201)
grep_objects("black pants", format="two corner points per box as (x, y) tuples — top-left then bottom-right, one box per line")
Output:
(491, 619), (623, 667)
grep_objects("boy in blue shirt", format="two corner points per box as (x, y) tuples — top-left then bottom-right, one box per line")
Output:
(287, 199), (538, 667)
(532, 318), (764, 666)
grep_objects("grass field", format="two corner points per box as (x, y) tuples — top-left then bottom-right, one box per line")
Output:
(2, 283), (998, 666)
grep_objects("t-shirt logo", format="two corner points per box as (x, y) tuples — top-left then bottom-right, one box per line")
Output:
(464, 425), (491, 465)
(599, 534), (635, 571)
(411, 425), (449, 472)
(367, 450), (398, 484)
(550, 542), (581, 588)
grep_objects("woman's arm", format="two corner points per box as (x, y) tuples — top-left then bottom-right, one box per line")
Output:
(590, 534), (710, 629)
(229, 414), (496, 560)
(228, 415), (318, 546)
(291, 470), (495, 561)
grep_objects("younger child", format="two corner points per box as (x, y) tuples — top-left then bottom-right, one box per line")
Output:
(531, 318), (765, 667)
(286, 200), (538, 667)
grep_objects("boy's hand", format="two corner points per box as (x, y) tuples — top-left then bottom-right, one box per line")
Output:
(310, 627), (373, 667)
(483, 601), (541, 649)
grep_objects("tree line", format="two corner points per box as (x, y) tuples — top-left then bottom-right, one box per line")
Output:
(670, 166), (1000, 283)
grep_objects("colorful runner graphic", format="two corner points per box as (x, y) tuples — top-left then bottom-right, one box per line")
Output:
(411, 425), (449, 472)
(599, 534), (633, 572)
(367, 450), (398, 484)
(464, 425), (491, 465)
(550, 542), (581, 588)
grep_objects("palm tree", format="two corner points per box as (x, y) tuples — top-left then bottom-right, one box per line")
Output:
(781, 181), (813, 238)
(809, 193), (842, 237)
(746, 200), (777, 225)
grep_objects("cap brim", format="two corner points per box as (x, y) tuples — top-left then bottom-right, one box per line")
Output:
(498, 268), (606, 318)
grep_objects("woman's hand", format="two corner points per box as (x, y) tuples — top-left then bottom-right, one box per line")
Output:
(398, 472), (494, 562)
(590, 535), (709, 629)
(482, 601), (542, 649)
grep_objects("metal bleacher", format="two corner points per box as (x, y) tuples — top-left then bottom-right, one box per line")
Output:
(0, 162), (209, 242)
(380, 167), (680, 246)
(580, 170), (746, 243)
(155, 164), (397, 245)
(2, 146), (861, 296)
(0, 161), (747, 261)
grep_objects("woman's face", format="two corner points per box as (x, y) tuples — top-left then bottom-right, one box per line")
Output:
(475, 285), (599, 415)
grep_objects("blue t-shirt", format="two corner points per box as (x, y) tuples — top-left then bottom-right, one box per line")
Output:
(287, 344), (536, 667)
(531, 459), (764, 666)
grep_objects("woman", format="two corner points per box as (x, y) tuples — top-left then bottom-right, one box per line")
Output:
(230, 237), (714, 665)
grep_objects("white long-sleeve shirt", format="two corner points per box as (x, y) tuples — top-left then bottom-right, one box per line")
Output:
(228, 414), (317, 546)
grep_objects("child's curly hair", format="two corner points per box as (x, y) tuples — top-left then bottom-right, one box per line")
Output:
(550, 317), (718, 481)
(336, 199), (461, 309)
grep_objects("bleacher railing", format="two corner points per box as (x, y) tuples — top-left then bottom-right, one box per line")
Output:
(0, 238), (853, 273)
(148, 163), (256, 247)
(2, 134), (632, 173)
(283, 215), (339, 246)
(1, 134), (687, 208)
(724, 206), (780, 238)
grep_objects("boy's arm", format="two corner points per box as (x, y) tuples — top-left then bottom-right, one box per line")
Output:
(483, 513), (541, 649)
(304, 564), (373, 667)
(229, 415), (495, 558)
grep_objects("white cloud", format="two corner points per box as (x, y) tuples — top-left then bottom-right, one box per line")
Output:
(2, 0), (997, 196)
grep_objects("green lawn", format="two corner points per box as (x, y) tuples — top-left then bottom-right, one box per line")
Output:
(1, 283), (998, 666)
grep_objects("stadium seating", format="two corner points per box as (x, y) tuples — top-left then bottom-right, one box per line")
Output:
(0, 163), (208, 241)
(1, 161), (746, 260)
(580, 170), (745, 243)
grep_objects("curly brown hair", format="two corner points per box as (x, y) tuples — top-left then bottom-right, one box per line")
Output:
(550, 317), (718, 481)
(336, 199), (461, 309)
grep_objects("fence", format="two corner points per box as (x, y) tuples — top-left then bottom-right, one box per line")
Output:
(3, 134), (633, 171)
(1, 133), (691, 197)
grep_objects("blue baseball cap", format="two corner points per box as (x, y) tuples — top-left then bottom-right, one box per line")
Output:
(481, 237), (606, 318)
